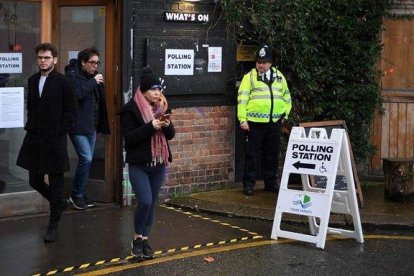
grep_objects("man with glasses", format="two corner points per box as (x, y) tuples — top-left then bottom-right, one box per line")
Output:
(65, 47), (110, 210)
(17, 43), (77, 242)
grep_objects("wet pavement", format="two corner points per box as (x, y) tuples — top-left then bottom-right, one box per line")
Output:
(0, 204), (269, 276)
(0, 181), (413, 275)
(168, 182), (414, 231)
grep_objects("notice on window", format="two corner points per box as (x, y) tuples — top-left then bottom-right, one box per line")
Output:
(208, 47), (222, 72)
(0, 87), (24, 128)
(0, 53), (23, 74)
(164, 49), (194, 75)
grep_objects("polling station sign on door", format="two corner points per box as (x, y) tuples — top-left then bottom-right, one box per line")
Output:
(284, 140), (340, 177)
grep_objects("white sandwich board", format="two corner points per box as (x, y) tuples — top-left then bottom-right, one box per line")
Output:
(271, 127), (364, 249)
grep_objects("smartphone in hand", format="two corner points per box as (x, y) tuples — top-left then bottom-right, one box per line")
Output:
(159, 114), (171, 122)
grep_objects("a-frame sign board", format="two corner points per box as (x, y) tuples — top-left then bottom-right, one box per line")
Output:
(299, 120), (364, 208)
(271, 127), (364, 249)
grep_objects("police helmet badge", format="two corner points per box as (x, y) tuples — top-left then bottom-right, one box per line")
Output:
(259, 47), (267, 58)
(256, 45), (272, 61)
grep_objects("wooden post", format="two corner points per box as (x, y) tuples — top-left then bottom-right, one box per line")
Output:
(383, 158), (414, 202)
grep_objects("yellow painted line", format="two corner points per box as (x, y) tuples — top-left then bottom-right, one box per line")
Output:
(231, 226), (240, 229)
(248, 232), (258, 235)
(210, 219), (221, 223)
(125, 256), (134, 260)
(35, 234), (414, 276)
(206, 243), (214, 247)
(95, 261), (105, 265)
(75, 239), (289, 276)
(220, 223), (230, 226)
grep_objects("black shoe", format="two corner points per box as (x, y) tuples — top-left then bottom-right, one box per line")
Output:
(69, 196), (87, 210)
(44, 227), (58, 243)
(142, 239), (154, 259)
(84, 195), (95, 208)
(243, 187), (254, 196)
(131, 238), (144, 260)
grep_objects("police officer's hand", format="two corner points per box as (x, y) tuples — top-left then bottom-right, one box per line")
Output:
(240, 122), (249, 131)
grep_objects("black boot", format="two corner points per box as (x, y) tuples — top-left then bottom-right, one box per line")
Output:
(131, 238), (144, 260)
(142, 239), (154, 259)
(44, 226), (58, 243)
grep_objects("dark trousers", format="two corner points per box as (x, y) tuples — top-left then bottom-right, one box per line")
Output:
(128, 164), (165, 236)
(243, 121), (281, 189)
(29, 171), (64, 228)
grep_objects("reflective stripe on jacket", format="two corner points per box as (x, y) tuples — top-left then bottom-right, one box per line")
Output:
(237, 67), (291, 123)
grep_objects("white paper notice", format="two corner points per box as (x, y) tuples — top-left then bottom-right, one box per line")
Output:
(164, 49), (194, 75)
(208, 47), (222, 72)
(0, 87), (24, 128)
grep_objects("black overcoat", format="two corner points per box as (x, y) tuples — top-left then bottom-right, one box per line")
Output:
(16, 70), (77, 174)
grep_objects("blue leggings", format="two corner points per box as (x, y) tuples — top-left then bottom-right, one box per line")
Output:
(128, 164), (165, 236)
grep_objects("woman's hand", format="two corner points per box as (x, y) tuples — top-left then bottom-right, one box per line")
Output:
(161, 119), (170, 128)
(152, 119), (163, 130)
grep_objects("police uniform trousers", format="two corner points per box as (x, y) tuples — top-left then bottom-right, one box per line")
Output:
(243, 120), (282, 190)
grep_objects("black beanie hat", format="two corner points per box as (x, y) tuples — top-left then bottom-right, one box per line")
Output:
(140, 67), (162, 93)
(256, 45), (273, 62)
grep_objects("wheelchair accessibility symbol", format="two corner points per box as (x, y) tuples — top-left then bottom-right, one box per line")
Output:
(319, 162), (327, 173)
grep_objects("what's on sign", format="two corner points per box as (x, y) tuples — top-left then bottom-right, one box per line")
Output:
(285, 141), (339, 176)
(165, 12), (209, 23)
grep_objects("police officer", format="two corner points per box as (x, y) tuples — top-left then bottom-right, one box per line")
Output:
(238, 45), (292, 195)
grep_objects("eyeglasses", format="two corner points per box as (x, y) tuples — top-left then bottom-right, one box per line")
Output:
(37, 56), (53, 60)
(87, 61), (101, 66)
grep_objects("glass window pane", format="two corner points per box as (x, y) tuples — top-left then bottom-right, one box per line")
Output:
(0, 1), (41, 194)
(59, 6), (106, 181)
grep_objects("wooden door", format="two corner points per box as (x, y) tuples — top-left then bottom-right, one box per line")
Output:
(52, 0), (122, 202)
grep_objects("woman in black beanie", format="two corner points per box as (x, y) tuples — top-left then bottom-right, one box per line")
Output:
(120, 67), (175, 260)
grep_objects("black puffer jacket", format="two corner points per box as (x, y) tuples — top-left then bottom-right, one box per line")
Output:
(65, 59), (110, 135)
(120, 99), (175, 165)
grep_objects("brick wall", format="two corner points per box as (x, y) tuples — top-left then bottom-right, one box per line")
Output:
(123, 1), (237, 200)
(160, 106), (236, 196)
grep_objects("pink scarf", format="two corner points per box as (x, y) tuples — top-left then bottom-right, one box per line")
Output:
(133, 87), (170, 165)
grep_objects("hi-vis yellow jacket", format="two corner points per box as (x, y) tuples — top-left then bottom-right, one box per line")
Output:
(237, 67), (292, 123)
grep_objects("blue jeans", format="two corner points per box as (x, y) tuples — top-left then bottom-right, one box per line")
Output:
(129, 164), (165, 236)
(70, 132), (96, 198)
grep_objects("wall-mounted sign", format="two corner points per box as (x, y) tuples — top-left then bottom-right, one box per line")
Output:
(236, 45), (257, 62)
(165, 12), (209, 23)
(164, 49), (194, 75)
(0, 53), (23, 73)
(0, 87), (24, 128)
(208, 47), (222, 72)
